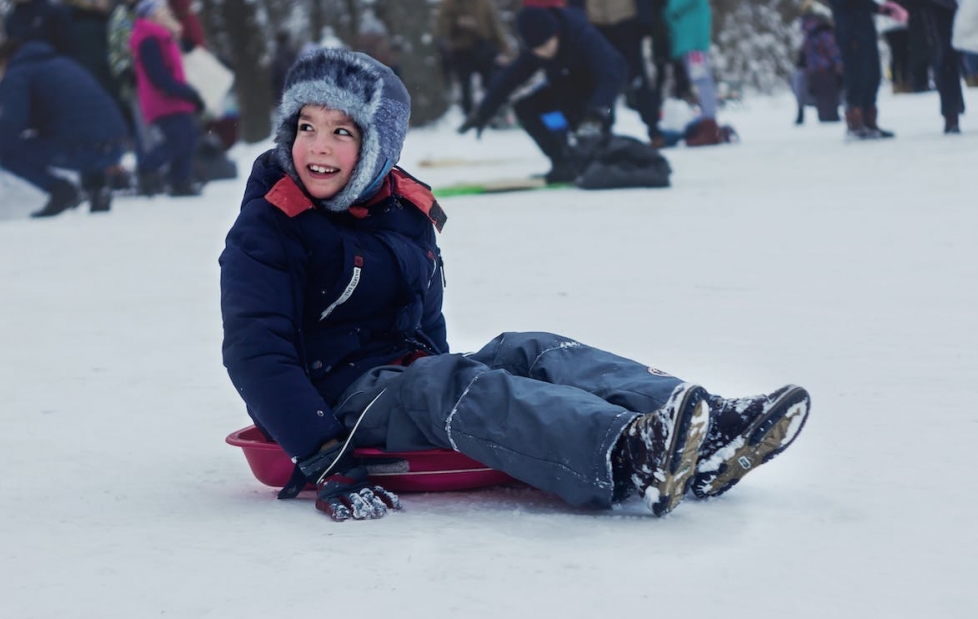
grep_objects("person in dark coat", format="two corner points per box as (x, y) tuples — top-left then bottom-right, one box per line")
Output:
(829, 0), (907, 138)
(0, 38), (127, 216)
(574, 0), (664, 143)
(911, 0), (965, 133)
(458, 5), (628, 184)
(3, 0), (76, 56)
(219, 47), (812, 522)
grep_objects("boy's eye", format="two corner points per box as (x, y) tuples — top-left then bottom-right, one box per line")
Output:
(336, 127), (355, 137)
(298, 122), (313, 132)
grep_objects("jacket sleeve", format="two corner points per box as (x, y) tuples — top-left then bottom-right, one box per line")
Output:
(137, 37), (198, 102)
(220, 200), (344, 459)
(475, 52), (540, 122)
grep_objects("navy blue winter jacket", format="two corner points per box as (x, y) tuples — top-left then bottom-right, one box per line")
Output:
(0, 41), (127, 153)
(476, 6), (627, 123)
(220, 151), (449, 459)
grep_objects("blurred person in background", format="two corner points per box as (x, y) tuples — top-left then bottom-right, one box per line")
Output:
(0, 38), (127, 216)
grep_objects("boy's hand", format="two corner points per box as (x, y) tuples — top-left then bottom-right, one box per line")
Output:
(298, 439), (402, 522)
(315, 467), (401, 521)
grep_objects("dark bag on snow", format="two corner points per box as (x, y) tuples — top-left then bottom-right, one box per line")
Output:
(575, 135), (671, 190)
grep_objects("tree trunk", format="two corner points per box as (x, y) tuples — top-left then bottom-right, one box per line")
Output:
(210, 0), (273, 143)
(375, 0), (449, 126)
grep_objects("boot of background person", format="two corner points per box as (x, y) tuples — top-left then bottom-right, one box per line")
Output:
(844, 107), (875, 140)
(82, 171), (112, 213)
(892, 80), (913, 94)
(864, 106), (895, 138)
(543, 157), (579, 185)
(795, 105), (804, 125)
(137, 171), (167, 196)
(168, 179), (203, 197)
(685, 118), (721, 147)
(30, 179), (82, 218)
(944, 114), (961, 134)
(106, 165), (133, 191)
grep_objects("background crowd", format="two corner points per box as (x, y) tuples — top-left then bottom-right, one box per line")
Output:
(2, 0), (977, 216)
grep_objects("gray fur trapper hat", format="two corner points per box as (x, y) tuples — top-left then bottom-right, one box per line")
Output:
(275, 48), (411, 212)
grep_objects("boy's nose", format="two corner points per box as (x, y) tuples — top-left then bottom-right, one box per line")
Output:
(312, 136), (332, 153)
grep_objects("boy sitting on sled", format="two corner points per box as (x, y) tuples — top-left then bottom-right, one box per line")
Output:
(219, 48), (812, 522)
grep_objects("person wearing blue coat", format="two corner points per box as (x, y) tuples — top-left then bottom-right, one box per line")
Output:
(219, 48), (812, 523)
(0, 38), (128, 216)
(457, 5), (628, 184)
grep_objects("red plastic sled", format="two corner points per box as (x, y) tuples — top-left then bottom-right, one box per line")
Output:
(226, 426), (514, 493)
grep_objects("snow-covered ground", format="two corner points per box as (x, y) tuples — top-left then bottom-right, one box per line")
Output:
(2, 89), (976, 618)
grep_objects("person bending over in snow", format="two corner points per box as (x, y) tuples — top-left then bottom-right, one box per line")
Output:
(219, 48), (812, 522)
(457, 5), (629, 184)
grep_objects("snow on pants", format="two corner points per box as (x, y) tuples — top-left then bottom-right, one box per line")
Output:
(332, 332), (685, 508)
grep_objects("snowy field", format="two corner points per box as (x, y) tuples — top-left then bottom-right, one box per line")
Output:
(2, 88), (976, 618)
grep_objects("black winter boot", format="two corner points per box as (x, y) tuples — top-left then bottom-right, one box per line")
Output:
(137, 171), (166, 196)
(81, 171), (111, 213)
(844, 107), (876, 140)
(691, 385), (811, 499)
(864, 106), (895, 138)
(613, 383), (709, 516)
(31, 180), (82, 218)
(944, 114), (961, 134)
(168, 179), (203, 197)
(543, 158), (579, 185)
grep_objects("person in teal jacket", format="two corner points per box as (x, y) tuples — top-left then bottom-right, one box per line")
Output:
(665, 0), (724, 145)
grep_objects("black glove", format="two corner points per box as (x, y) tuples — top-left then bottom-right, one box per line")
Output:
(298, 440), (401, 522)
(458, 110), (488, 138)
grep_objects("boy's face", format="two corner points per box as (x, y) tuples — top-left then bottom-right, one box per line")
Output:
(292, 105), (361, 200)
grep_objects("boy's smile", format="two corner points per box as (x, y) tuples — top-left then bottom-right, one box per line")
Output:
(292, 105), (361, 200)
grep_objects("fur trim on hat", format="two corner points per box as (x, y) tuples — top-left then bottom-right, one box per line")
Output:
(274, 48), (411, 213)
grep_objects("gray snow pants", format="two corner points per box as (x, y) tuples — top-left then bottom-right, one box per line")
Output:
(333, 332), (684, 508)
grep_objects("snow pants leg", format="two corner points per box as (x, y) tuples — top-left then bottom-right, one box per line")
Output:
(140, 112), (198, 185)
(833, 9), (881, 110)
(0, 138), (123, 192)
(512, 87), (579, 163)
(333, 332), (686, 508)
(921, 3), (964, 120)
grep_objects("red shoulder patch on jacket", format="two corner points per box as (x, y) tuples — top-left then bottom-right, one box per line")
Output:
(265, 176), (314, 217)
(390, 168), (447, 232)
